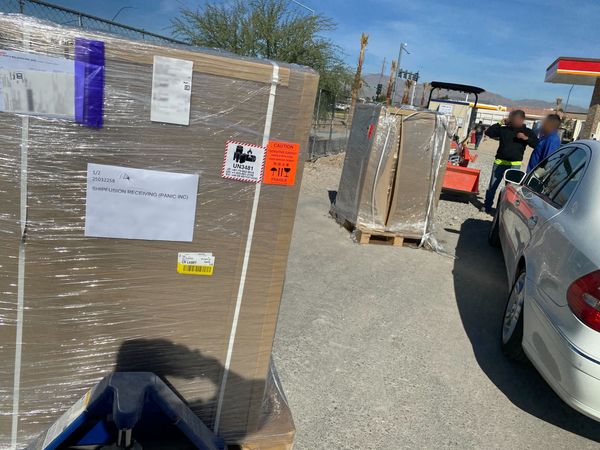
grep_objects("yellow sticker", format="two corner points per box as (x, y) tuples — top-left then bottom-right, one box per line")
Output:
(177, 252), (215, 276)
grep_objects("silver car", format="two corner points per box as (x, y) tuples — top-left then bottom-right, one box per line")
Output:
(488, 140), (600, 422)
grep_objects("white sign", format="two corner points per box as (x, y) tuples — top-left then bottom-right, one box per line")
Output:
(0, 50), (74, 118)
(438, 103), (454, 115)
(85, 163), (199, 242)
(151, 55), (193, 126)
(221, 141), (266, 183)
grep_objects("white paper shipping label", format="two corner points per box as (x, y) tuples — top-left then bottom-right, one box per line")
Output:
(85, 163), (199, 242)
(221, 141), (266, 183)
(0, 50), (74, 118)
(177, 252), (215, 276)
(151, 55), (193, 126)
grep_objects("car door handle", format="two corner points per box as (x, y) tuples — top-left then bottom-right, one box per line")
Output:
(528, 216), (538, 226)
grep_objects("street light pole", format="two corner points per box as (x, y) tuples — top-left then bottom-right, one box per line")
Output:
(391, 42), (409, 106)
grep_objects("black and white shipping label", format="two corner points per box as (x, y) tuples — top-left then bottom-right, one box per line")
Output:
(221, 141), (266, 183)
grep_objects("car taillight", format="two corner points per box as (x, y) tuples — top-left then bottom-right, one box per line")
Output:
(567, 270), (600, 332)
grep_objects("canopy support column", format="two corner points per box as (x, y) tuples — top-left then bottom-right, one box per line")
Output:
(582, 78), (600, 139)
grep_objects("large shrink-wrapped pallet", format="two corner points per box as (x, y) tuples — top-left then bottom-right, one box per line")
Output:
(0, 14), (318, 449)
(332, 104), (453, 246)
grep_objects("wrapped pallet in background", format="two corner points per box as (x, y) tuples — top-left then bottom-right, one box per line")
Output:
(331, 104), (454, 249)
(0, 14), (318, 449)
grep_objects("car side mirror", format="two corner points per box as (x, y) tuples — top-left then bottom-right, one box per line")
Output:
(503, 169), (526, 185)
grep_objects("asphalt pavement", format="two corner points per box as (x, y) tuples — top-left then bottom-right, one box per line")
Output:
(272, 139), (600, 449)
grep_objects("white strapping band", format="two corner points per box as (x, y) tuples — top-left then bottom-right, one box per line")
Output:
(213, 61), (279, 434)
(10, 29), (30, 450)
(11, 114), (28, 450)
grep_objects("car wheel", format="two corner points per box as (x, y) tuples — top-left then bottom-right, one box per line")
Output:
(488, 209), (501, 247)
(501, 270), (527, 362)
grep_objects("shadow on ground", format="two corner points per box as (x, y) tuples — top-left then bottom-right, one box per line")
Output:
(453, 218), (600, 441)
(439, 191), (488, 212)
(327, 189), (337, 205)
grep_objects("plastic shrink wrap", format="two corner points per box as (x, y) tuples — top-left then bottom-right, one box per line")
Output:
(331, 104), (454, 249)
(0, 14), (318, 449)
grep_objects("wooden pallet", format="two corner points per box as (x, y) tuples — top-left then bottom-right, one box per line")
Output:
(354, 228), (406, 246)
(329, 209), (419, 247)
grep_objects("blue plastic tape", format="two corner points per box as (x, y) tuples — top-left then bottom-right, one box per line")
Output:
(74, 38), (105, 128)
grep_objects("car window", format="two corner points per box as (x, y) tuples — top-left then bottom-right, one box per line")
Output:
(547, 149), (587, 207)
(524, 147), (573, 194)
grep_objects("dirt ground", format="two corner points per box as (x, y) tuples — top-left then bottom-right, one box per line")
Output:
(272, 138), (600, 449)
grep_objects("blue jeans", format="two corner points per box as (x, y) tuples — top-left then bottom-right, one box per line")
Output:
(475, 133), (483, 149)
(484, 163), (513, 210)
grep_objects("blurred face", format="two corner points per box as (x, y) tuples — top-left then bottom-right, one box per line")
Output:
(542, 117), (559, 134)
(509, 114), (525, 128)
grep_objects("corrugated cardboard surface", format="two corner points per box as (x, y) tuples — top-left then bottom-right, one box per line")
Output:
(333, 105), (451, 240)
(0, 15), (317, 448)
(333, 104), (401, 230)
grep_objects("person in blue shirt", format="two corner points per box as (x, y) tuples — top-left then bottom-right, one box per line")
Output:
(526, 114), (562, 172)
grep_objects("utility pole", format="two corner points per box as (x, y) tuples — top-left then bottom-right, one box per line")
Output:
(348, 32), (369, 124)
(391, 42), (409, 105)
(386, 60), (397, 105)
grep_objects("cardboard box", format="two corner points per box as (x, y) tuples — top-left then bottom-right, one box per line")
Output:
(0, 15), (317, 448)
(332, 104), (453, 241)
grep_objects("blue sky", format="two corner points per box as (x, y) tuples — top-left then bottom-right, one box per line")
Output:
(47, 0), (600, 108)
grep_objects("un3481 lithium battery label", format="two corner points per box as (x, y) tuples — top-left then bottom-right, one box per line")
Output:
(221, 141), (266, 183)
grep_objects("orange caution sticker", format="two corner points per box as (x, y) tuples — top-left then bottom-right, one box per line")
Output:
(263, 141), (300, 186)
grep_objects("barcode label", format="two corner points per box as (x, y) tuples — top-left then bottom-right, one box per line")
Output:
(179, 264), (213, 274)
(177, 252), (214, 276)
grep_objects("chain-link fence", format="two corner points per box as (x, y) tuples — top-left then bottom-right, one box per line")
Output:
(0, 0), (185, 45)
(2, 0), (345, 160)
(309, 89), (351, 161)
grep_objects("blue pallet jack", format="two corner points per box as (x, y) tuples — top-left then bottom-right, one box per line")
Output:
(26, 372), (226, 450)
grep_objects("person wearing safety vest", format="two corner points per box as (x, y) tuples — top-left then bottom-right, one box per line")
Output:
(481, 109), (538, 214)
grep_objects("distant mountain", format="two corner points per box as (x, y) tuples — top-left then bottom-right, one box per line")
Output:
(359, 73), (587, 113)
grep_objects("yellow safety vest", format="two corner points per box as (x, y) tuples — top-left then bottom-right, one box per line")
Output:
(494, 159), (522, 166)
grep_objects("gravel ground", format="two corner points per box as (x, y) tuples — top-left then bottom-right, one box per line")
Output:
(272, 138), (600, 449)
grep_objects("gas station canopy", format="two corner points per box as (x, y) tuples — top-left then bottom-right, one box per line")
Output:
(545, 57), (600, 86)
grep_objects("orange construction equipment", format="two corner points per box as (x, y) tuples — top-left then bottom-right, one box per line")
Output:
(443, 164), (480, 194)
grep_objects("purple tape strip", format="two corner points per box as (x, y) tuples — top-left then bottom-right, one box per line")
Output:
(74, 38), (105, 128)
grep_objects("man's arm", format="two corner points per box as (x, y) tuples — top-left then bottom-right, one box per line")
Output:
(526, 129), (539, 148)
(485, 123), (501, 139)
(517, 129), (539, 148)
(547, 133), (561, 155)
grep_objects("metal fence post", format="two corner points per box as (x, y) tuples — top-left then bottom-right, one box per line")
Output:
(310, 88), (322, 159)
